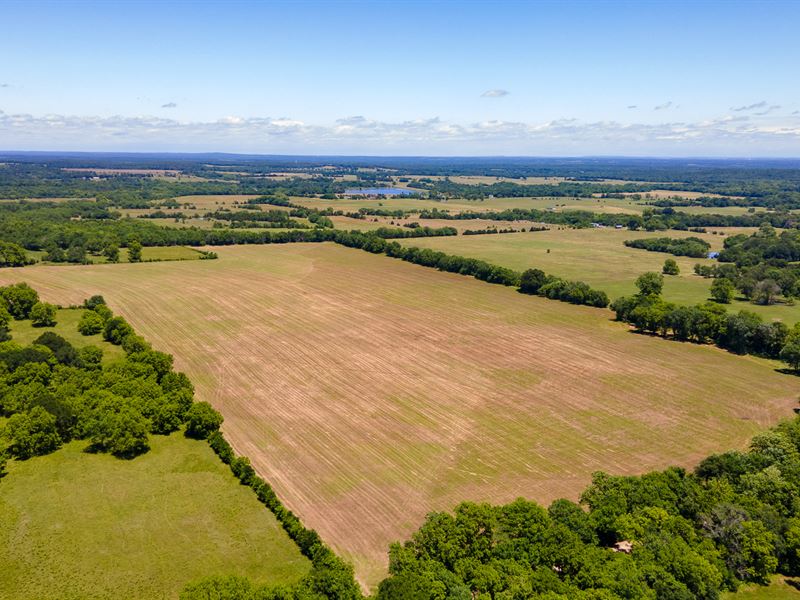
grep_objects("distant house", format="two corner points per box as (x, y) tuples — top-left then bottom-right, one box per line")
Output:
(707, 251), (720, 259)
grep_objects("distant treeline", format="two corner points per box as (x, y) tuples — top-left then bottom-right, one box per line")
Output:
(624, 236), (711, 258)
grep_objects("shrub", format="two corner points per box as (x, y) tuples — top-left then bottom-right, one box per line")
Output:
(4, 406), (62, 459)
(662, 258), (680, 275)
(184, 401), (223, 439)
(30, 302), (57, 327)
(78, 310), (104, 335)
(103, 316), (134, 345)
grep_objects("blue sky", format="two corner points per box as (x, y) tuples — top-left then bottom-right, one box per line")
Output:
(1, 0), (799, 155)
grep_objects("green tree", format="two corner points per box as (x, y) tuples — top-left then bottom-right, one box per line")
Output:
(4, 406), (62, 459)
(30, 302), (57, 327)
(78, 310), (104, 335)
(737, 521), (778, 583)
(780, 328), (800, 371)
(0, 241), (31, 267)
(78, 345), (103, 368)
(103, 316), (134, 345)
(65, 245), (87, 264)
(519, 269), (549, 294)
(0, 283), (40, 319)
(104, 244), (120, 263)
(128, 240), (143, 263)
(710, 278), (735, 304)
(635, 272), (664, 298)
(88, 400), (150, 457)
(184, 401), (224, 439)
(84, 295), (106, 310)
(662, 259), (680, 276)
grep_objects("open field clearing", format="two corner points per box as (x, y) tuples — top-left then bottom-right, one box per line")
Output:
(0, 243), (797, 589)
(0, 433), (310, 600)
(723, 577), (800, 599)
(330, 215), (540, 233)
(401, 227), (800, 324)
(292, 194), (644, 214)
(171, 194), (263, 209)
(621, 189), (741, 200)
(9, 308), (125, 363)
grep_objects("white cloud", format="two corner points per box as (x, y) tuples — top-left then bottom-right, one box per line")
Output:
(654, 101), (674, 111)
(161, 102), (177, 108)
(732, 101), (768, 112)
(0, 110), (798, 156)
(481, 89), (509, 98)
(627, 105), (637, 109)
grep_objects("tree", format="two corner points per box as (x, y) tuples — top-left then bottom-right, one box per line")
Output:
(662, 259), (680, 276)
(519, 269), (549, 295)
(0, 304), (11, 341)
(88, 400), (150, 458)
(0, 241), (31, 267)
(84, 295), (106, 310)
(104, 244), (120, 263)
(710, 278), (735, 304)
(0, 283), (40, 319)
(780, 328), (800, 370)
(754, 279), (781, 305)
(78, 310), (104, 335)
(4, 406), (62, 459)
(78, 345), (103, 369)
(128, 240), (143, 263)
(635, 272), (664, 298)
(66, 245), (87, 264)
(184, 401), (224, 439)
(29, 302), (57, 327)
(103, 316), (134, 345)
(33, 331), (80, 365)
(0, 450), (7, 478)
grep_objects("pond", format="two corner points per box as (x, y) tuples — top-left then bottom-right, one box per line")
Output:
(343, 187), (416, 196)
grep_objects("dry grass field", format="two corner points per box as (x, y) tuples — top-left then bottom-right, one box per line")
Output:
(1, 244), (797, 590)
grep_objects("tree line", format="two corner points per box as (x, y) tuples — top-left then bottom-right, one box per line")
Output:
(610, 272), (800, 369)
(330, 231), (609, 308)
(624, 236), (711, 258)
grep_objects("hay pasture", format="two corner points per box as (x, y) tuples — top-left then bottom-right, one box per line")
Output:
(0, 244), (797, 590)
(402, 227), (800, 324)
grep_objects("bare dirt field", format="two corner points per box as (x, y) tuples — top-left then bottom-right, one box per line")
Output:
(1, 244), (797, 591)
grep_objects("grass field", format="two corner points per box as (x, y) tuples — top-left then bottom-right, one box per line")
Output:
(400, 227), (800, 324)
(0, 433), (310, 600)
(0, 243), (797, 590)
(8, 308), (125, 363)
(723, 577), (800, 599)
